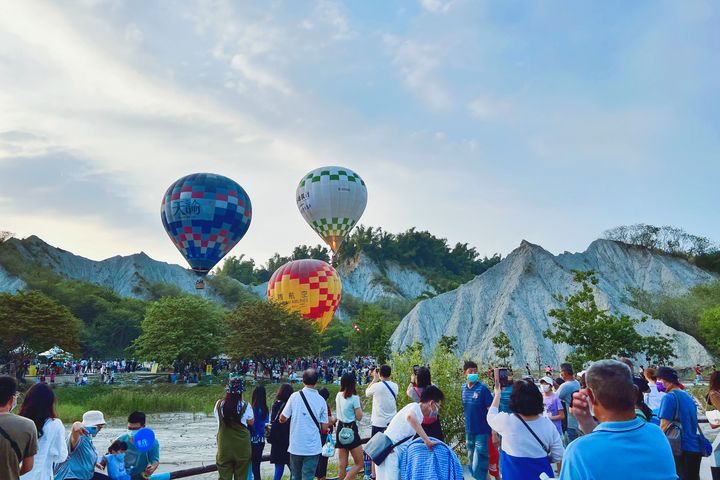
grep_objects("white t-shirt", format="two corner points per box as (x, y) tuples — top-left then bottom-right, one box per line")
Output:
(282, 387), (329, 455)
(20, 418), (67, 480)
(384, 402), (422, 444)
(214, 400), (254, 427)
(486, 407), (564, 462)
(335, 393), (361, 423)
(366, 380), (398, 428)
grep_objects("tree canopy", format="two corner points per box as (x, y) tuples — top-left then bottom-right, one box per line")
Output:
(224, 300), (321, 362)
(132, 296), (224, 364)
(492, 331), (513, 366)
(0, 291), (81, 357)
(544, 270), (676, 366)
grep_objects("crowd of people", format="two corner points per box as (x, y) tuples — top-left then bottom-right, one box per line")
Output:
(1, 357), (718, 480)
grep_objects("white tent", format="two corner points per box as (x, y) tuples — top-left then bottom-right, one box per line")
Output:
(38, 346), (65, 358)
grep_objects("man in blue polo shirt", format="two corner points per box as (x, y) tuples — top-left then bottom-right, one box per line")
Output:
(559, 360), (676, 480)
(462, 360), (493, 480)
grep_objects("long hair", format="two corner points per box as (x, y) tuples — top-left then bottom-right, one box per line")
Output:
(340, 373), (357, 398)
(222, 392), (243, 426)
(251, 386), (268, 420)
(276, 383), (294, 403)
(18, 383), (57, 439)
(707, 371), (720, 405)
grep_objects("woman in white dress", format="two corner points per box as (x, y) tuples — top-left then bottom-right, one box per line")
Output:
(19, 383), (67, 480)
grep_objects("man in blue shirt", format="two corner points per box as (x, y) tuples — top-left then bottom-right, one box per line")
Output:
(461, 360), (493, 480)
(559, 359), (676, 480)
(657, 366), (703, 479)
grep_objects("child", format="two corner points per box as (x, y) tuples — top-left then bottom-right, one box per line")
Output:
(97, 440), (131, 480)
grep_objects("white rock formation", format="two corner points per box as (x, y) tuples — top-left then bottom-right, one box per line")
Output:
(0, 265), (25, 293)
(390, 239), (716, 367)
(4, 236), (206, 297)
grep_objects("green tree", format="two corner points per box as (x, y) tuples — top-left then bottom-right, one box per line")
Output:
(344, 305), (400, 362)
(699, 306), (720, 356)
(437, 335), (458, 352)
(0, 291), (81, 356)
(224, 301), (321, 365)
(544, 270), (676, 366)
(132, 296), (223, 365)
(391, 342), (468, 454)
(492, 331), (513, 366)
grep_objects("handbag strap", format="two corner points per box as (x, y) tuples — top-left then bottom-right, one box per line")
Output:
(382, 381), (397, 400)
(514, 414), (550, 454)
(299, 391), (321, 433)
(272, 401), (286, 423)
(0, 423), (22, 462)
(392, 434), (415, 448)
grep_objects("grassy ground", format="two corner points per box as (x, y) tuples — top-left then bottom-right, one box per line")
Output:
(49, 380), (352, 423)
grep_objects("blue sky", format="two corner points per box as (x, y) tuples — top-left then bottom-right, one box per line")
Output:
(0, 0), (718, 268)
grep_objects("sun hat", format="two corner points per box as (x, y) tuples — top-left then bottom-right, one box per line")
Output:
(82, 410), (106, 426)
(540, 376), (554, 385)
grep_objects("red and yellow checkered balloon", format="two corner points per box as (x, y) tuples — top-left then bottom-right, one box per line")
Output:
(266, 259), (342, 332)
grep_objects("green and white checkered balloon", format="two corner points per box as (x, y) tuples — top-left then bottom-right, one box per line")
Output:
(296, 166), (368, 253)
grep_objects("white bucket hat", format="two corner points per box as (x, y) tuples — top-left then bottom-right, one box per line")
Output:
(82, 410), (106, 426)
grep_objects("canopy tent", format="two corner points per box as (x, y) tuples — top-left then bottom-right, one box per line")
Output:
(38, 346), (66, 358)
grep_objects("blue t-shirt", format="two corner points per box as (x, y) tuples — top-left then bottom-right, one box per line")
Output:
(105, 453), (131, 480)
(251, 406), (270, 443)
(462, 382), (493, 435)
(559, 417), (676, 480)
(658, 389), (702, 453)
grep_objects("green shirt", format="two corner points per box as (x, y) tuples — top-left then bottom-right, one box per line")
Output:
(0, 413), (38, 480)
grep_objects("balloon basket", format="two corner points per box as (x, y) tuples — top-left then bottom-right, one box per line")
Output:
(195, 279), (205, 290)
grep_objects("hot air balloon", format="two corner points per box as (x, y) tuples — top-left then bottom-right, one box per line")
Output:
(266, 259), (341, 332)
(161, 173), (252, 289)
(296, 166), (367, 255)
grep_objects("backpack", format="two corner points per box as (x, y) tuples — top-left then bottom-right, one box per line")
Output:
(663, 391), (682, 456)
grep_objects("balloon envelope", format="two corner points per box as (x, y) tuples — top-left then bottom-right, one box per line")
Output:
(161, 173), (251, 276)
(267, 259), (342, 332)
(133, 427), (155, 453)
(296, 166), (367, 253)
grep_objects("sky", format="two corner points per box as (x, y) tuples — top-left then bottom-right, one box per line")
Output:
(0, 0), (718, 269)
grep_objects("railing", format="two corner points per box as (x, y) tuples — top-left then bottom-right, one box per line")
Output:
(149, 437), (372, 480)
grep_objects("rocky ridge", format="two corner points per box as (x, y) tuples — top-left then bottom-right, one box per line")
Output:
(390, 239), (717, 367)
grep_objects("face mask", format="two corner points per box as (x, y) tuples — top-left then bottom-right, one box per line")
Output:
(86, 426), (98, 437)
(467, 373), (479, 383)
(656, 381), (666, 392)
(10, 395), (17, 412)
(115, 453), (126, 462)
(541, 384), (551, 393)
(127, 429), (136, 438)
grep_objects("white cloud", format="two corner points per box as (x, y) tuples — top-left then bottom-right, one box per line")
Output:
(419, 0), (457, 14)
(230, 54), (292, 95)
(315, 0), (354, 40)
(383, 34), (452, 109)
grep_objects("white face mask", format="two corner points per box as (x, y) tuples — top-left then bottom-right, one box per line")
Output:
(541, 384), (551, 393)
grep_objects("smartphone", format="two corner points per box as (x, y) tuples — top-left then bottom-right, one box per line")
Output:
(498, 368), (509, 387)
(413, 364), (419, 375)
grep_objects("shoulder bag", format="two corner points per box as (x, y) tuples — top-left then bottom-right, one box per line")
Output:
(266, 401), (285, 444)
(663, 391), (683, 456)
(363, 432), (414, 465)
